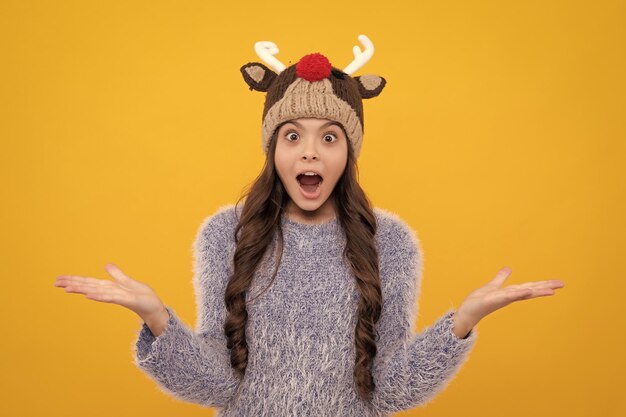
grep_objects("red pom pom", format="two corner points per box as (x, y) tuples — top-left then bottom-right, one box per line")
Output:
(296, 53), (332, 82)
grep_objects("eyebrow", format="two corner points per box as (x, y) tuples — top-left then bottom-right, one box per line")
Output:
(285, 120), (342, 130)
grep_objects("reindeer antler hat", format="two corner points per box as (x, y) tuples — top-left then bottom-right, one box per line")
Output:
(240, 34), (386, 159)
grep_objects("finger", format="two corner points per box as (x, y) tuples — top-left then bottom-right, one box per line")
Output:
(55, 275), (111, 287)
(506, 287), (556, 301)
(84, 287), (128, 304)
(500, 287), (533, 301)
(64, 282), (110, 294)
(479, 287), (531, 310)
(105, 263), (135, 286)
(487, 266), (513, 288)
(54, 275), (79, 286)
(67, 284), (127, 304)
(55, 277), (114, 290)
(511, 280), (565, 290)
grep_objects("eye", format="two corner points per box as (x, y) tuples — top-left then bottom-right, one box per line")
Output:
(285, 131), (299, 141)
(323, 132), (338, 143)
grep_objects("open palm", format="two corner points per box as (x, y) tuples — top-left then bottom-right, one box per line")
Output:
(456, 267), (565, 329)
(54, 263), (165, 319)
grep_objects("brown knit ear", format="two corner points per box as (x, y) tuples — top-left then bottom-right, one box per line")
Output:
(240, 62), (277, 92)
(354, 74), (386, 99)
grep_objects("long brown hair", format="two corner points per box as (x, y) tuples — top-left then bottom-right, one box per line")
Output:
(223, 123), (381, 402)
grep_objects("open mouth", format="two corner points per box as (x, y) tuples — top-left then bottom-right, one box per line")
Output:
(296, 172), (323, 195)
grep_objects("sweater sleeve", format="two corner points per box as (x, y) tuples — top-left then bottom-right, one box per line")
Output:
(370, 215), (478, 414)
(132, 205), (241, 408)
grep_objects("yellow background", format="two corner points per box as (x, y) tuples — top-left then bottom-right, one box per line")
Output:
(1, 0), (624, 416)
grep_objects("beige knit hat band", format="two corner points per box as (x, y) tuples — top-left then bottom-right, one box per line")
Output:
(261, 78), (363, 158)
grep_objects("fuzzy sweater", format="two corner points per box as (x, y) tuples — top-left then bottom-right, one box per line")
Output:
(132, 204), (478, 416)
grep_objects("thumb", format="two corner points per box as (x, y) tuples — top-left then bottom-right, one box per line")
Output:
(487, 266), (513, 288)
(105, 263), (134, 285)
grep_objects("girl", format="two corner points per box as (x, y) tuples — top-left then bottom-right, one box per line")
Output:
(54, 35), (564, 416)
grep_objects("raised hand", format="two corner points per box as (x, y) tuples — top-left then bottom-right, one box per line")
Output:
(452, 267), (565, 338)
(54, 263), (168, 325)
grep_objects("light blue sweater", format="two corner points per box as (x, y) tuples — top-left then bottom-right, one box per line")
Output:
(133, 204), (478, 416)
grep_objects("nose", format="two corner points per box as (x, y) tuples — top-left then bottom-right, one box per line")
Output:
(301, 139), (319, 160)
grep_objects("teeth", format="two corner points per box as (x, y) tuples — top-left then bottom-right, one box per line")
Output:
(298, 171), (321, 177)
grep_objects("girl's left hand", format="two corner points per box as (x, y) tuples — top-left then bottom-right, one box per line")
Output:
(453, 267), (565, 337)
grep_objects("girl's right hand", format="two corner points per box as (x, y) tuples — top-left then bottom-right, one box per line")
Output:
(54, 263), (166, 322)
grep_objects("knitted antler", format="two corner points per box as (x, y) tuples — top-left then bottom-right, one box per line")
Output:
(342, 34), (375, 76)
(254, 41), (286, 74)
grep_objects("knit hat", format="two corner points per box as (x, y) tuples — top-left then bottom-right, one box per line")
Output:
(240, 34), (386, 159)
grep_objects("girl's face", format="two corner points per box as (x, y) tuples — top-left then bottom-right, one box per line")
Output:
(274, 117), (348, 223)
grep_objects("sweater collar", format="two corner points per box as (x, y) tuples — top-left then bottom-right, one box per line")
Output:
(280, 212), (341, 238)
